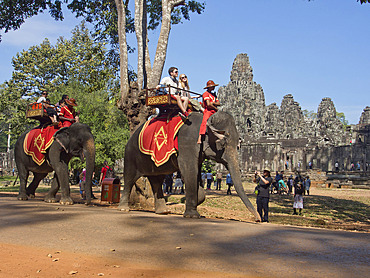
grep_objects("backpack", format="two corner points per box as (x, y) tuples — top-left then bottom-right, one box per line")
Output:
(105, 166), (115, 179)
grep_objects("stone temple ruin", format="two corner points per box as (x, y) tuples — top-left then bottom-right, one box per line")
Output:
(218, 53), (370, 187)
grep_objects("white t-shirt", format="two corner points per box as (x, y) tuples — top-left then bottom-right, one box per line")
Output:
(160, 76), (179, 94)
(37, 96), (46, 103)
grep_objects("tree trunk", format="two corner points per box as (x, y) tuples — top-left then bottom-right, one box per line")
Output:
(115, 0), (130, 110)
(148, 0), (185, 88)
(135, 0), (145, 90)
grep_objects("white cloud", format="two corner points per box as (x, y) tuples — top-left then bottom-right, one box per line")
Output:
(1, 12), (80, 47)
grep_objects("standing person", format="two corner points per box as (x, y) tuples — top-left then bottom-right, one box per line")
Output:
(304, 176), (311, 195)
(99, 161), (113, 186)
(197, 80), (220, 144)
(253, 168), (273, 222)
(216, 171), (222, 190)
(226, 173), (233, 195)
(178, 74), (204, 112)
(201, 172), (206, 188)
(308, 161), (312, 169)
(335, 162), (339, 172)
(79, 168), (86, 200)
(206, 171), (213, 190)
(12, 167), (15, 176)
(293, 182), (305, 215)
(164, 174), (173, 194)
(173, 172), (184, 194)
(287, 175), (293, 194)
(157, 67), (189, 119)
(59, 98), (79, 127)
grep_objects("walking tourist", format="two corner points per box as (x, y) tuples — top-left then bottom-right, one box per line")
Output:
(99, 161), (114, 186)
(304, 176), (311, 195)
(164, 174), (173, 194)
(206, 171), (213, 190)
(253, 168), (273, 222)
(293, 182), (304, 215)
(216, 171), (222, 190)
(173, 171), (184, 194)
(226, 173), (233, 195)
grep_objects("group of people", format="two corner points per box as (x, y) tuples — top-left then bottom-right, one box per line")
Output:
(271, 171), (311, 196)
(157, 67), (220, 144)
(162, 172), (185, 194)
(200, 171), (234, 194)
(254, 168), (312, 222)
(37, 92), (79, 127)
(162, 171), (234, 195)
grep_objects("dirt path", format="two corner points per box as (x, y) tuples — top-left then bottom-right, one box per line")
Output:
(0, 193), (369, 278)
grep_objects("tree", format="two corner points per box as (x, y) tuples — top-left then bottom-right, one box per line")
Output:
(0, 23), (129, 166)
(1, 0), (205, 131)
(336, 112), (349, 127)
(302, 109), (317, 120)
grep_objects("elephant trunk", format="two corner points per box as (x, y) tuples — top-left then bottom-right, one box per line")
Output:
(225, 148), (261, 222)
(83, 137), (95, 205)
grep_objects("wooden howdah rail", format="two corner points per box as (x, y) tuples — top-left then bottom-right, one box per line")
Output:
(26, 102), (47, 120)
(145, 85), (202, 107)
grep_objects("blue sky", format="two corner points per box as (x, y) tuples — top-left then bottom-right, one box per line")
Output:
(1, 0), (369, 124)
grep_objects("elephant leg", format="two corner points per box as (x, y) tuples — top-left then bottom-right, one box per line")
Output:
(17, 164), (29, 201)
(197, 185), (205, 205)
(44, 174), (60, 203)
(180, 160), (201, 219)
(148, 175), (170, 215)
(118, 170), (140, 212)
(26, 173), (47, 198)
(59, 172), (74, 205)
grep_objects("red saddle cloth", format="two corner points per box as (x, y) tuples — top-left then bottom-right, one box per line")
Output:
(23, 125), (60, 166)
(139, 115), (184, 167)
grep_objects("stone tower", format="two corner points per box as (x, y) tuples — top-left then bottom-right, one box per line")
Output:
(218, 53), (349, 145)
(218, 53), (266, 139)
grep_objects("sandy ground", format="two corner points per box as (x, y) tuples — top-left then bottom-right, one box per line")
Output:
(0, 192), (369, 278)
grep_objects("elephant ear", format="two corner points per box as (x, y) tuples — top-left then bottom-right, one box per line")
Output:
(206, 122), (229, 151)
(53, 126), (69, 136)
(53, 127), (70, 153)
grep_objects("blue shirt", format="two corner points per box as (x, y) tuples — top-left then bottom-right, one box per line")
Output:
(226, 174), (233, 184)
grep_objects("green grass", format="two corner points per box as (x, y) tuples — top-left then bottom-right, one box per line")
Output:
(166, 183), (370, 231)
(0, 184), (81, 194)
(0, 175), (17, 182)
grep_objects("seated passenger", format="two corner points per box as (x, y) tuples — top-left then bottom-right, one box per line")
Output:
(44, 98), (58, 125)
(197, 80), (220, 144)
(59, 98), (79, 127)
(179, 74), (204, 112)
(156, 66), (189, 120)
(37, 91), (58, 125)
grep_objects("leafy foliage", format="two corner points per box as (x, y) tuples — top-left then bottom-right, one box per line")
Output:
(201, 159), (215, 174)
(302, 109), (317, 120)
(0, 0), (65, 42)
(0, 23), (130, 167)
